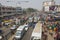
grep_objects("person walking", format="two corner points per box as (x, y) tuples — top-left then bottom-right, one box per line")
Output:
(56, 32), (60, 40)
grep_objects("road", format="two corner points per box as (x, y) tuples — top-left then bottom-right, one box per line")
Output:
(8, 27), (34, 40)
(21, 27), (33, 40)
(8, 12), (55, 40)
(8, 13), (34, 40)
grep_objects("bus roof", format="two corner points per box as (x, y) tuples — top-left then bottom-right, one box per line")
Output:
(31, 21), (42, 38)
(17, 25), (25, 30)
(33, 22), (42, 33)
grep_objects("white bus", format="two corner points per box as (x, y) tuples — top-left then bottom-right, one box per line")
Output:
(30, 21), (42, 40)
(28, 17), (33, 23)
(34, 17), (38, 23)
(14, 25), (26, 40)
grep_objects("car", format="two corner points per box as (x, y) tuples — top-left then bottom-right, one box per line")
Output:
(24, 24), (29, 31)
(14, 25), (26, 40)
(10, 25), (17, 30)
(0, 36), (2, 40)
(14, 31), (21, 40)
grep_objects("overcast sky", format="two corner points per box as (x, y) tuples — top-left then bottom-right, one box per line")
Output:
(0, 0), (60, 10)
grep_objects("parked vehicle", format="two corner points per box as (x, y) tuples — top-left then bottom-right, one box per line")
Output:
(30, 22), (42, 40)
(14, 25), (26, 40)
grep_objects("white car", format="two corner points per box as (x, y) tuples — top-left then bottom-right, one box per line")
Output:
(10, 25), (17, 30)
(0, 36), (2, 40)
(14, 31), (21, 40)
(24, 24), (29, 31)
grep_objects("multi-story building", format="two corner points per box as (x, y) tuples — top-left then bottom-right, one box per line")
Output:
(0, 3), (16, 17)
(16, 7), (23, 15)
(43, 1), (55, 13)
(56, 5), (60, 13)
(0, 3), (23, 17)
(43, 0), (60, 13)
(0, 3), (23, 24)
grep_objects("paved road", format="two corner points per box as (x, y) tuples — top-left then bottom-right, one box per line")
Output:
(21, 27), (33, 40)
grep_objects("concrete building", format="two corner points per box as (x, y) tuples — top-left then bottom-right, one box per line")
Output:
(0, 3), (23, 25)
(43, 0), (60, 13)
(43, 0), (55, 13)
(16, 7), (23, 15)
(56, 5), (60, 13)
(0, 3), (23, 18)
(0, 3), (16, 17)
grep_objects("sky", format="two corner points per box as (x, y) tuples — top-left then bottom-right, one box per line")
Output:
(0, 0), (60, 10)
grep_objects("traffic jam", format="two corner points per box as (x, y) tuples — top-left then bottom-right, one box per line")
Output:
(0, 14), (29, 40)
(0, 12), (60, 40)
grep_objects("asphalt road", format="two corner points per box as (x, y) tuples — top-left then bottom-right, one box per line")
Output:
(21, 27), (34, 40)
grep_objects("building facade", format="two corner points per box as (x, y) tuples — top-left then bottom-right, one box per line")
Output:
(43, 1), (55, 13)
(56, 5), (60, 13)
(0, 3), (23, 18)
(43, 0), (60, 13)
(16, 7), (23, 15)
(0, 4), (16, 17)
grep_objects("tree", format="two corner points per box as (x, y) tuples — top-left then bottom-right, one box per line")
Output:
(23, 9), (26, 14)
(26, 8), (38, 12)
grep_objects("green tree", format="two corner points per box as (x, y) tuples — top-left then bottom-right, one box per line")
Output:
(26, 8), (38, 12)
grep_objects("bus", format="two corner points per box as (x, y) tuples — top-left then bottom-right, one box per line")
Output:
(30, 21), (42, 40)
(34, 17), (38, 23)
(14, 25), (26, 40)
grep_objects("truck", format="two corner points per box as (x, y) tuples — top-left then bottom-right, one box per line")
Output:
(30, 21), (42, 40)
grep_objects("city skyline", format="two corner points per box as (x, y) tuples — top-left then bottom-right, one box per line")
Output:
(0, 0), (60, 10)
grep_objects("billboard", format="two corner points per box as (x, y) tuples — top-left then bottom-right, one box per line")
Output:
(43, 1), (55, 6)
(49, 6), (55, 11)
(44, 6), (49, 12)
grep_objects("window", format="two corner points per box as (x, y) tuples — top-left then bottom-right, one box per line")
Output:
(16, 31), (21, 36)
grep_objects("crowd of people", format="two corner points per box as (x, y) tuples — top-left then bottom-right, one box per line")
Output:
(42, 21), (60, 40)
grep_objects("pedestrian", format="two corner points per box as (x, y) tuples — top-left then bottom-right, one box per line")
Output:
(56, 32), (60, 40)
(56, 23), (60, 32)
(43, 31), (47, 40)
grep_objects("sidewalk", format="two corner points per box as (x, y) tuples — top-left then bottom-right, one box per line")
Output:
(42, 22), (55, 40)
(8, 35), (15, 40)
(47, 32), (54, 40)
